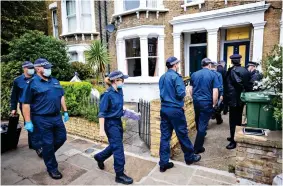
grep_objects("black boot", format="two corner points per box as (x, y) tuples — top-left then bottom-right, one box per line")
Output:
(94, 156), (104, 170)
(194, 132), (205, 154)
(186, 154), (201, 165)
(227, 137), (231, 141)
(160, 162), (174, 172)
(226, 141), (237, 149)
(48, 170), (63, 179)
(115, 173), (133, 185)
(36, 148), (43, 158)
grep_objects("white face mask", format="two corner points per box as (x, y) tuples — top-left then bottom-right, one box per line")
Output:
(43, 68), (52, 77)
(27, 69), (35, 75)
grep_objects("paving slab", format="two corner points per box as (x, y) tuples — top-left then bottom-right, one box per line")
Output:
(1, 167), (24, 185)
(139, 177), (171, 185)
(55, 143), (75, 156)
(104, 155), (156, 182)
(30, 162), (87, 185)
(150, 164), (195, 185)
(63, 149), (82, 157)
(57, 154), (69, 162)
(69, 138), (95, 151)
(188, 175), (229, 185)
(194, 168), (237, 184)
(66, 154), (97, 170)
(14, 178), (36, 185)
(68, 169), (117, 185)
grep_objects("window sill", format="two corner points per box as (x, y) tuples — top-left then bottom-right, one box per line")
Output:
(112, 7), (169, 22)
(124, 76), (160, 84)
(181, 0), (205, 10)
(60, 31), (99, 37)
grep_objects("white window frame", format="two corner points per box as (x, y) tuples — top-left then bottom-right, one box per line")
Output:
(181, 0), (205, 11)
(61, 0), (96, 36)
(116, 25), (165, 83)
(52, 9), (59, 38)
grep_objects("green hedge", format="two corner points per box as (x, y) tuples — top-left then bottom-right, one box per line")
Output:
(61, 81), (98, 122)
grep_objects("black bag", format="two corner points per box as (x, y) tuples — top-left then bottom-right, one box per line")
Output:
(1, 114), (22, 153)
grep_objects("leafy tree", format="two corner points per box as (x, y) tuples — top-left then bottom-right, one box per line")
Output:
(85, 40), (110, 81)
(4, 30), (73, 81)
(1, 1), (47, 55)
(71, 62), (95, 80)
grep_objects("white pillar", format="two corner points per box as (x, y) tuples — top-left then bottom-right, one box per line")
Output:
(207, 28), (218, 62)
(140, 35), (149, 77)
(116, 38), (126, 74)
(184, 33), (190, 76)
(76, 0), (81, 32)
(61, 0), (67, 35)
(252, 22), (266, 67)
(158, 35), (165, 76)
(77, 50), (84, 63)
(173, 33), (181, 73)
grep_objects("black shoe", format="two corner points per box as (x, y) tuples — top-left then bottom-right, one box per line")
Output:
(36, 148), (43, 158)
(186, 154), (201, 165)
(160, 162), (174, 172)
(48, 170), (63, 180)
(94, 156), (104, 170)
(217, 119), (223, 125)
(227, 137), (232, 141)
(194, 147), (205, 154)
(226, 142), (237, 150)
(115, 173), (133, 185)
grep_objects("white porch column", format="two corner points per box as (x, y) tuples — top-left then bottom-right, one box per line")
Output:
(173, 33), (181, 73)
(158, 35), (165, 76)
(77, 50), (85, 63)
(140, 35), (149, 77)
(252, 22), (266, 65)
(116, 38), (126, 74)
(76, 0), (81, 32)
(207, 28), (218, 62)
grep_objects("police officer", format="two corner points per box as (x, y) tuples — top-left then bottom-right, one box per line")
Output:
(246, 61), (263, 91)
(217, 60), (228, 115)
(159, 56), (201, 172)
(225, 54), (250, 149)
(21, 58), (69, 179)
(94, 70), (133, 185)
(10, 61), (43, 157)
(211, 62), (224, 124)
(189, 58), (220, 154)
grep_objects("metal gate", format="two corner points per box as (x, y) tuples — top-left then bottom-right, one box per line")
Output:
(138, 99), (151, 148)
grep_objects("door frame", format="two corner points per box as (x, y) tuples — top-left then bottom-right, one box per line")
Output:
(223, 41), (250, 69)
(189, 45), (207, 75)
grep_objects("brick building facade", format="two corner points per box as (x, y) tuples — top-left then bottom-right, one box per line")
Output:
(46, 0), (282, 102)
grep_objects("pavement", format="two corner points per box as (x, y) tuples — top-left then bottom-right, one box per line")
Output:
(1, 127), (265, 185)
(172, 114), (237, 171)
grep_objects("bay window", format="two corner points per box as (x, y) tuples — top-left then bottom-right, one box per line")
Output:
(81, 0), (92, 31)
(66, 0), (76, 32)
(124, 0), (140, 11)
(148, 38), (158, 77)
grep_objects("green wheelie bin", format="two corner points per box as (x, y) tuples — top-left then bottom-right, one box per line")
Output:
(240, 92), (281, 131)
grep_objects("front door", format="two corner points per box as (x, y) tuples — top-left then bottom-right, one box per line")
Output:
(224, 41), (250, 69)
(189, 46), (207, 75)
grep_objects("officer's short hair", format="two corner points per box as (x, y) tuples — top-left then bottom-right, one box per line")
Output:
(166, 62), (174, 69)
(231, 59), (241, 64)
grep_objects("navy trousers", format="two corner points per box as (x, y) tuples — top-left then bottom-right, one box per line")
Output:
(159, 106), (194, 167)
(193, 101), (213, 151)
(95, 118), (125, 175)
(32, 114), (67, 172)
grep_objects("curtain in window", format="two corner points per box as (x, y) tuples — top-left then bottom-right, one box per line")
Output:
(66, 0), (76, 32)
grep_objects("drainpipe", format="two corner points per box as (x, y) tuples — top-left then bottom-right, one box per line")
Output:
(98, 1), (103, 43)
(104, 0), (110, 74)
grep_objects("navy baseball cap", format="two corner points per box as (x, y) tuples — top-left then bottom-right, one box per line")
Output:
(108, 70), (129, 80)
(230, 54), (242, 60)
(211, 61), (218, 66)
(246, 61), (259, 67)
(166, 56), (180, 65)
(22, 61), (34, 69)
(34, 58), (53, 69)
(201, 58), (212, 66)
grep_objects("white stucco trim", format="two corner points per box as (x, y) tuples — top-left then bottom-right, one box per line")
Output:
(66, 44), (90, 63)
(49, 2), (57, 10)
(116, 25), (165, 81)
(181, 0), (205, 11)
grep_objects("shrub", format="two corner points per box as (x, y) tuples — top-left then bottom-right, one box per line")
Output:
(3, 30), (73, 81)
(93, 85), (107, 95)
(1, 61), (23, 119)
(70, 62), (95, 80)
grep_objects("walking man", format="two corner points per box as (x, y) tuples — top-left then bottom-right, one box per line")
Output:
(10, 61), (42, 157)
(217, 60), (228, 115)
(189, 58), (220, 154)
(159, 56), (201, 172)
(225, 54), (250, 149)
(246, 61), (263, 91)
(21, 58), (69, 179)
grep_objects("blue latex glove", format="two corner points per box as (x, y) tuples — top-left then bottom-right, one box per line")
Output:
(64, 112), (69, 123)
(24, 121), (34, 133)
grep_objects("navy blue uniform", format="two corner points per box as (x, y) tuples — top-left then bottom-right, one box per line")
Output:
(11, 74), (36, 148)
(212, 71), (224, 123)
(190, 68), (220, 151)
(95, 86), (125, 174)
(20, 75), (66, 173)
(159, 69), (194, 167)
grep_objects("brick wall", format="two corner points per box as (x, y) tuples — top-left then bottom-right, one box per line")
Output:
(235, 126), (282, 184)
(150, 96), (196, 157)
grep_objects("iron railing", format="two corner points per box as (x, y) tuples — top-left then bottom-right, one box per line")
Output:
(138, 99), (151, 148)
